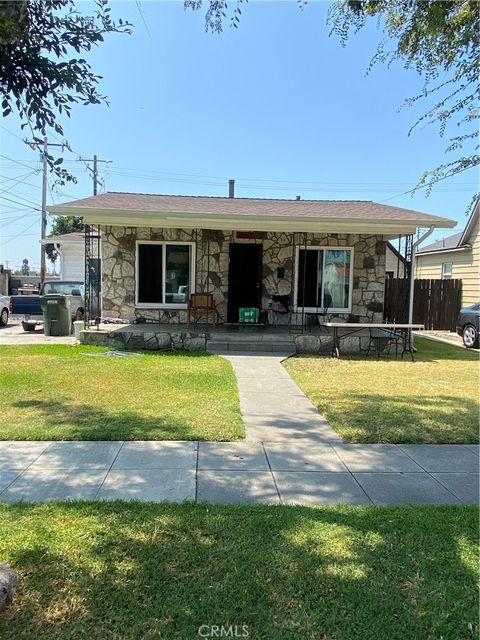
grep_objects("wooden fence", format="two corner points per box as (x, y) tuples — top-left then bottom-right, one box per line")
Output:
(384, 278), (462, 331)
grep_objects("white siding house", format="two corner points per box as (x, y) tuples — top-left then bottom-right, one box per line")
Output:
(41, 232), (86, 280)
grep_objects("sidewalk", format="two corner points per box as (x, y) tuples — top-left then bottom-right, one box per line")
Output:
(0, 440), (477, 505)
(0, 354), (478, 506)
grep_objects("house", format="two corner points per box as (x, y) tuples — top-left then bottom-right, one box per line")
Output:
(48, 187), (455, 342)
(416, 200), (479, 307)
(41, 231), (100, 282)
(385, 242), (407, 279)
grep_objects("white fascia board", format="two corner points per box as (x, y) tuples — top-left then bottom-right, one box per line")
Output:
(46, 205), (457, 235)
(40, 237), (84, 246)
(416, 246), (471, 257)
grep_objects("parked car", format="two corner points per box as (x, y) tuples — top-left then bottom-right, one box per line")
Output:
(10, 280), (85, 324)
(456, 302), (480, 348)
(0, 295), (11, 326)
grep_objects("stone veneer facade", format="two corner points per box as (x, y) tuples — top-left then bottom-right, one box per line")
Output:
(100, 226), (386, 323)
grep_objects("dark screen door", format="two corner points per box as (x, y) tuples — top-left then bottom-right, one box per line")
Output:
(227, 243), (263, 322)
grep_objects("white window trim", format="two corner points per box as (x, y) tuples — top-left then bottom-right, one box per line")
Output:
(293, 246), (354, 314)
(441, 262), (453, 279)
(135, 240), (196, 309)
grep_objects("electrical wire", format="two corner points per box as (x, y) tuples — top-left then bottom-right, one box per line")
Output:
(0, 171), (40, 196)
(1, 211), (40, 228)
(0, 194), (42, 210)
(0, 219), (39, 245)
(0, 154), (41, 172)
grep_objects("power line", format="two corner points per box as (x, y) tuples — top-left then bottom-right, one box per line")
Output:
(378, 166), (479, 204)
(0, 219), (39, 245)
(0, 154), (41, 172)
(0, 171), (39, 196)
(1, 211), (40, 227)
(0, 194), (41, 210)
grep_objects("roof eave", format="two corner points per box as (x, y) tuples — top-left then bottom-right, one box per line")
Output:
(459, 199), (479, 245)
(416, 245), (471, 257)
(46, 205), (456, 235)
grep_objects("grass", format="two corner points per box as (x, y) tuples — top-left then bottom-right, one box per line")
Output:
(0, 345), (243, 441)
(284, 337), (480, 443)
(0, 502), (477, 640)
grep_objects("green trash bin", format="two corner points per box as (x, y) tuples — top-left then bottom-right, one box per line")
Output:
(41, 295), (72, 336)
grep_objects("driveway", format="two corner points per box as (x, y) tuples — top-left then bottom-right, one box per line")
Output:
(0, 318), (75, 345)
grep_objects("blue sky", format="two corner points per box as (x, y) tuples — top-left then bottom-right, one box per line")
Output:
(1, 0), (477, 271)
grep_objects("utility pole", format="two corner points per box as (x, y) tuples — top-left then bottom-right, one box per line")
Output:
(76, 155), (110, 196)
(27, 137), (67, 283)
(41, 137), (48, 282)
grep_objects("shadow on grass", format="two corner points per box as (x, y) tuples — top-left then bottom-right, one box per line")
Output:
(320, 393), (480, 443)
(0, 502), (477, 640)
(10, 398), (238, 441)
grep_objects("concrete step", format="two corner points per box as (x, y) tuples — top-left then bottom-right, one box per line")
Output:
(208, 335), (296, 344)
(208, 341), (295, 353)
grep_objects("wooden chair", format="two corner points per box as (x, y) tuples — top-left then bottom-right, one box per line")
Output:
(187, 293), (217, 327)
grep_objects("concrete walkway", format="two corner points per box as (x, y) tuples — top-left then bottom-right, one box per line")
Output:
(0, 354), (478, 506)
(226, 354), (342, 444)
(0, 440), (478, 505)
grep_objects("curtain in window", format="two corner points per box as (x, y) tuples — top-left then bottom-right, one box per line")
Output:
(323, 250), (351, 309)
(297, 248), (351, 311)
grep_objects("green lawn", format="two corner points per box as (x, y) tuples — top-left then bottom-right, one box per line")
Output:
(0, 502), (477, 640)
(0, 345), (243, 441)
(284, 337), (479, 443)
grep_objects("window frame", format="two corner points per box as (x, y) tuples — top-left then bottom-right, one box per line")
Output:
(294, 246), (354, 314)
(135, 240), (196, 309)
(441, 262), (453, 279)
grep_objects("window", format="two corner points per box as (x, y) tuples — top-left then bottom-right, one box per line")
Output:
(296, 247), (353, 312)
(136, 242), (194, 306)
(442, 262), (453, 279)
(385, 271), (394, 279)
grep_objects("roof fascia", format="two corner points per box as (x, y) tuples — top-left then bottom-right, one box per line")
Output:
(46, 206), (456, 234)
(416, 246), (471, 257)
(459, 201), (479, 245)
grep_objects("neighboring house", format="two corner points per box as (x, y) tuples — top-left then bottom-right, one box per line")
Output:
(416, 200), (479, 307)
(41, 231), (100, 281)
(48, 189), (455, 325)
(385, 242), (407, 279)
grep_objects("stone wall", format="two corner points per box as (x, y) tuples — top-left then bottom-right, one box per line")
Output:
(100, 226), (386, 323)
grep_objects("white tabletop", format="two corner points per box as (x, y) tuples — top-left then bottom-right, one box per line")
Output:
(324, 323), (424, 329)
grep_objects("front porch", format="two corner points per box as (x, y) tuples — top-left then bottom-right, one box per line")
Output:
(79, 321), (372, 354)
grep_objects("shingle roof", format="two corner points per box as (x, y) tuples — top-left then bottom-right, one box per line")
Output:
(417, 232), (464, 253)
(49, 191), (454, 226)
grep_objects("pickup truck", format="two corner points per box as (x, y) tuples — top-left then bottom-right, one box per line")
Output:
(10, 280), (85, 322)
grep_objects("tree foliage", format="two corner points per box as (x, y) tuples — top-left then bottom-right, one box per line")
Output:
(0, 0), (131, 183)
(329, 1), (479, 194)
(187, 0), (479, 200)
(44, 216), (84, 265)
(184, 0), (247, 33)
